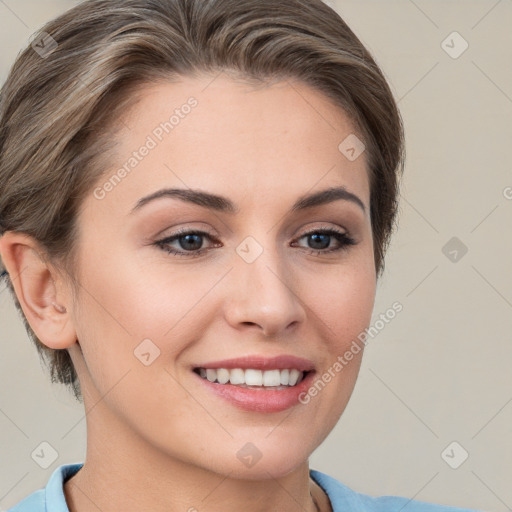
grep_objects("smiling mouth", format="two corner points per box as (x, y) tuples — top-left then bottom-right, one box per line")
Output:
(193, 367), (311, 389)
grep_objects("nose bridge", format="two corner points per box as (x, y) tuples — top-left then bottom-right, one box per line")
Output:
(225, 232), (305, 336)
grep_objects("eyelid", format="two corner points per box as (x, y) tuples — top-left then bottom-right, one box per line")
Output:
(298, 222), (348, 235)
(156, 222), (351, 243)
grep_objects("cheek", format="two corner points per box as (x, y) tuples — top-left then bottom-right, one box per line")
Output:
(71, 252), (218, 389)
(303, 262), (376, 348)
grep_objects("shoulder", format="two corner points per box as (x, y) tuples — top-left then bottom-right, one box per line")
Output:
(7, 462), (84, 512)
(310, 469), (484, 512)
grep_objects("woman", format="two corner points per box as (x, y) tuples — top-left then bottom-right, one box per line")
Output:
(0, 0), (483, 511)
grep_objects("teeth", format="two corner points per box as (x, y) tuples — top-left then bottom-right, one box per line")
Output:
(289, 369), (300, 386)
(216, 368), (230, 384)
(263, 369), (281, 387)
(229, 368), (245, 385)
(196, 368), (307, 387)
(245, 369), (262, 386)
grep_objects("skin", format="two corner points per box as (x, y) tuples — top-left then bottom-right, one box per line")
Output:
(0, 72), (376, 512)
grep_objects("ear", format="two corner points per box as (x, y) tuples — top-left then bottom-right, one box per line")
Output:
(0, 231), (78, 349)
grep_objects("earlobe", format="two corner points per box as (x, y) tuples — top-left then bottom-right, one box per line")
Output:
(0, 231), (78, 350)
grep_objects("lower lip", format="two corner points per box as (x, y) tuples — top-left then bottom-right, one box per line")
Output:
(194, 371), (316, 413)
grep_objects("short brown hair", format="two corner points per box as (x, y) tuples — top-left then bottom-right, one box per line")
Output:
(0, 0), (405, 401)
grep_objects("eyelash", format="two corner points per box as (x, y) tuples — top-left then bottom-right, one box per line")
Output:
(154, 226), (357, 259)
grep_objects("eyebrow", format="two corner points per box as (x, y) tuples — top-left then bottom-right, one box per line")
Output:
(130, 185), (366, 215)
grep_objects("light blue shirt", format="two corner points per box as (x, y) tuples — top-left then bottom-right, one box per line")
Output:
(7, 463), (483, 511)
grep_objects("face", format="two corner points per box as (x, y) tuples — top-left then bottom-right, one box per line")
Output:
(68, 73), (376, 479)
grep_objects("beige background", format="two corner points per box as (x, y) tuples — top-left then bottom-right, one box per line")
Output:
(1, 0), (511, 510)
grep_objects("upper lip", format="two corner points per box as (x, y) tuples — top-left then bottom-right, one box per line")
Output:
(195, 355), (315, 372)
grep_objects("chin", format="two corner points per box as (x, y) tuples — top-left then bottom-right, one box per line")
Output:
(215, 437), (313, 481)
(221, 457), (307, 481)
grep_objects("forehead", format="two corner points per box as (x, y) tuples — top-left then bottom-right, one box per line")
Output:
(87, 73), (370, 219)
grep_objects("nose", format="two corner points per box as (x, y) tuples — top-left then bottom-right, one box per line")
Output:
(223, 246), (306, 338)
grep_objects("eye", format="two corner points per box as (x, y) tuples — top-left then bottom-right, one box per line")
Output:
(154, 228), (219, 258)
(292, 227), (357, 255)
(153, 226), (357, 258)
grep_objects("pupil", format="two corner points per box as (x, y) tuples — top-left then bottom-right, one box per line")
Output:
(309, 233), (329, 250)
(181, 234), (202, 250)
